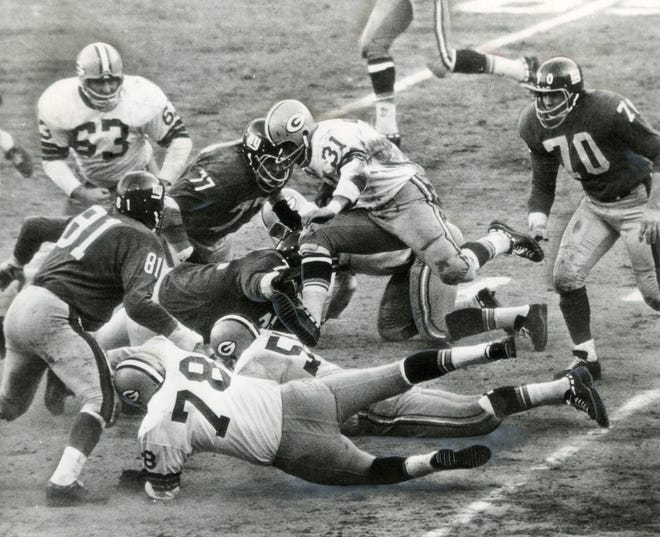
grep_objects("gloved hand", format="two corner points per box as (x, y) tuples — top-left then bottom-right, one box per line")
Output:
(0, 257), (26, 291)
(5, 146), (33, 178)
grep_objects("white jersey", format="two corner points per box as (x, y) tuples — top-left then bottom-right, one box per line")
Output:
(137, 337), (282, 478)
(38, 75), (187, 189)
(235, 330), (341, 382)
(305, 119), (423, 209)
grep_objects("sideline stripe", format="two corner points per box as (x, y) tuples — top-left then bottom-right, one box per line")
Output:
(322, 0), (620, 120)
(422, 389), (660, 537)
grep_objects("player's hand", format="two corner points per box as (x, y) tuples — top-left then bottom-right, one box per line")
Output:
(5, 146), (33, 178)
(71, 185), (112, 206)
(528, 211), (549, 242)
(302, 207), (336, 226)
(638, 206), (660, 244)
(0, 258), (25, 291)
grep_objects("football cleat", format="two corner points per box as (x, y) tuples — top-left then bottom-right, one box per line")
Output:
(489, 221), (545, 263)
(518, 304), (548, 352)
(485, 335), (516, 361)
(554, 349), (602, 381)
(432, 445), (492, 470)
(476, 287), (501, 309)
(271, 290), (320, 347)
(46, 480), (106, 507)
(565, 366), (609, 427)
(520, 56), (540, 84)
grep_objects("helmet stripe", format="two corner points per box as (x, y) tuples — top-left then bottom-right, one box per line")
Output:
(217, 314), (261, 338)
(94, 43), (111, 75)
(118, 357), (165, 385)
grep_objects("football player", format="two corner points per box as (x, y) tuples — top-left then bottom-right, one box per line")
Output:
(519, 57), (660, 379)
(1, 126), (33, 178)
(37, 42), (192, 214)
(361, 0), (538, 145)
(161, 118), (300, 263)
(111, 325), (605, 500)
(263, 99), (545, 346)
(215, 316), (607, 436)
(0, 171), (203, 507)
(261, 188), (548, 351)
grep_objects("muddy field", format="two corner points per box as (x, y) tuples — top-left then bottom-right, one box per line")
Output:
(1, 1), (659, 536)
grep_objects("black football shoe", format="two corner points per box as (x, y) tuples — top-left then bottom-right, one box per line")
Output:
(565, 366), (609, 428)
(489, 221), (545, 263)
(271, 291), (320, 347)
(432, 445), (492, 470)
(46, 480), (107, 507)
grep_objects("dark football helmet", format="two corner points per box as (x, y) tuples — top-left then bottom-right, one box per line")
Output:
(76, 42), (124, 112)
(115, 171), (165, 231)
(241, 118), (293, 194)
(264, 99), (315, 169)
(524, 57), (584, 129)
(113, 353), (166, 412)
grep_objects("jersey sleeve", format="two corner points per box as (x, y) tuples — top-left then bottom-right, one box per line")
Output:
(139, 420), (188, 500)
(116, 228), (178, 335)
(139, 81), (190, 148)
(37, 106), (70, 162)
(610, 95), (660, 167)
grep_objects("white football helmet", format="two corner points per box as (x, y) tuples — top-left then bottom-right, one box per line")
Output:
(113, 352), (165, 411)
(76, 42), (124, 111)
(264, 99), (315, 168)
(209, 314), (261, 369)
(261, 187), (316, 245)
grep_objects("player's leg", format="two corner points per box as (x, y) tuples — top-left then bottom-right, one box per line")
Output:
(321, 337), (515, 425)
(430, 0), (537, 82)
(15, 287), (117, 505)
(359, 0), (413, 145)
(0, 294), (49, 420)
(445, 303), (548, 351)
(274, 380), (490, 486)
(479, 366), (608, 427)
(343, 387), (501, 438)
(298, 209), (407, 328)
(615, 193), (660, 310)
(377, 270), (419, 341)
(553, 200), (618, 379)
(372, 178), (543, 286)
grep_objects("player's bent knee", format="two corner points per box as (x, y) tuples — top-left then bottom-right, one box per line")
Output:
(299, 242), (332, 257)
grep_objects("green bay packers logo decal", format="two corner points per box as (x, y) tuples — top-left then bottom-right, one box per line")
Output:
(216, 340), (237, 357)
(286, 114), (306, 133)
(122, 389), (140, 402)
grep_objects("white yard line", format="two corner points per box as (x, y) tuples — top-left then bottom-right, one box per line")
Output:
(322, 0), (621, 119)
(423, 388), (660, 537)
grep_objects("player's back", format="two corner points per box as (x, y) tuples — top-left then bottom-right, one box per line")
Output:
(158, 249), (287, 337)
(235, 329), (341, 383)
(168, 143), (268, 241)
(139, 337), (282, 465)
(308, 119), (423, 208)
(32, 205), (164, 330)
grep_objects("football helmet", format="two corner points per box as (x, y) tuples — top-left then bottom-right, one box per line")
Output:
(115, 171), (165, 231)
(209, 314), (261, 369)
(241, 118), (293, 194)
(524, 57), (584, 129)
(114, 353), (166, 411)
(261, 187), (315, 245)
(264, 99), (315, 169)
(76, 42), (124, 111)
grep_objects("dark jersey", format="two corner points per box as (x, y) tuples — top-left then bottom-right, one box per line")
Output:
(31, 206), (176, 333)
(158, 249), (289, 339)
(167, 143), (274, 244)
(519, 89), (660, 213)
